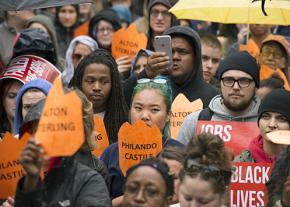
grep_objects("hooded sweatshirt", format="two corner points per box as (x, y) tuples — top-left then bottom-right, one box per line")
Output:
(259, 34), (290, 90)
(176, 95), (260, 145)
(14, 79), (52, 135)
(88, 8), (121, 50)
(26, 15), (64, 70)
(123, 26), (219, 108)
(62, 35), (99, 86)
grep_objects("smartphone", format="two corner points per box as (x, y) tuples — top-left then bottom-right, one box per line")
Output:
(154, 35), (173, 69)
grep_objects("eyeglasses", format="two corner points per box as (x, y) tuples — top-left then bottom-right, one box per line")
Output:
(261, 48), (285, 59)
(97, 27), (114, 34)
(137, 77), (168, 84)
(150, 9), (171, 18)
(221, 77), (253, 88)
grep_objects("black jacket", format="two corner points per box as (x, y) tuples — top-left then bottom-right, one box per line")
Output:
(14, 157), (111, 207)
(123, 26), (219, 108)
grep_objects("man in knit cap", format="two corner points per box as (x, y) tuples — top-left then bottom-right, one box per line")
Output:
(177, 51), (261, 145)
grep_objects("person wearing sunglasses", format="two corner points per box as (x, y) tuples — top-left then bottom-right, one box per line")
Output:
(235, 88), (290, 163)
(100, 76), (183, 200)
(178, 133), (232, 207)
(177, 51), (261, 146)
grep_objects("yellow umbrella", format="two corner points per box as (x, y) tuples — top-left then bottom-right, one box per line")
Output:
(169, 0), (290, 25)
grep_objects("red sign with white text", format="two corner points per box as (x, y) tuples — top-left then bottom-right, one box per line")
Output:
(0, 55), (60, 84)
(196, 121), (259, 156)
(229, 162), (272, 207)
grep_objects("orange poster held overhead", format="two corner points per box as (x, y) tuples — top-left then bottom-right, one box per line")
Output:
(118, 121), (162, 176)
(0, 132), (30, 199)
(92, 115), (110, 157)
(35, 77), (84, 157)
(170, 94), (203, 138)
(196, 121), (259, 156)
(229, 162), (272, 207)
(112, 24), (148, 60)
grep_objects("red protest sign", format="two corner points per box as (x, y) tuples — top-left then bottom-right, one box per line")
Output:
(0, 55), (60, 84)
(0, 132), (30, 199)
(170, 94), (203, 138)
(112, 24), (147, 60)
(196, 121), (259, 156)
(229, 162), (272, 207)
(118, 121), (162, 176)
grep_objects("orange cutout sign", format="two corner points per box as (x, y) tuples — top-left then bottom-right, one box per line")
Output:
(170, 94), (203, 138)
(267, 130), (290, 145)
(118, 121), (162, 175)
(112, 24), (148, 60)
(92, 115), (110, 157)
(0, 132), (30, 199)
(35, 77), (84, 156)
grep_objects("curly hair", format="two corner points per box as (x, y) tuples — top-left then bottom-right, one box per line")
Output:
(179, 133), (232, 195)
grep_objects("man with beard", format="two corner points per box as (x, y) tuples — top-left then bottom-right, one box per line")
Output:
(177, 51), (260, 145)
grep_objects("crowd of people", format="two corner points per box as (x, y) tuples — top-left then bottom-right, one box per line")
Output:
(0, 0), (290, 206)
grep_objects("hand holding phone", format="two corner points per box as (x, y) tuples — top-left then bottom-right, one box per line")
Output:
(154, 35), (173, 69)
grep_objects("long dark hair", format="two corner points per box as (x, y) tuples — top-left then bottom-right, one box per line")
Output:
(69, 49), (128, 143)
(0, 79), (18, 135)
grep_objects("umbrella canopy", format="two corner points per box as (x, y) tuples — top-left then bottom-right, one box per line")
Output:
(169, 0), (290, 25)
(0, 0), (92, 11)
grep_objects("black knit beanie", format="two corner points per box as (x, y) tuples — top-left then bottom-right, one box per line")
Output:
(125, 158), (174, 197)
(258, 89), (290, 124)
(216, 51), (260, 88)
(148, 0), (172, 11)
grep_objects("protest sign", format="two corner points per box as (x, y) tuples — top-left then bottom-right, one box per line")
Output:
(118, 121), (162, 175)
(196, 121), (259, 156)
(267, 130), (290, 145)
(170, 94), (203, 138)
(229, 162), (272, 207)
(92, 115), (109, 157)
(112, 24), (147, 60)
(0, 132), (30, 199)
(35, 77), (84, 156)
(0, 55), (60, 84)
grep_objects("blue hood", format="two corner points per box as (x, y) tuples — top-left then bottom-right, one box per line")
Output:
(14, 79), (52, 135)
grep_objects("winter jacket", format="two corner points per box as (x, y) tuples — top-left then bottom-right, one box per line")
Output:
(234, 135), (277, 163)
(100, 136), (184, 198)
(14, 157), (111, 207)
(176, 95), (260, 145)
(123, 26), (219, 108)
(14, 79), (52, 135)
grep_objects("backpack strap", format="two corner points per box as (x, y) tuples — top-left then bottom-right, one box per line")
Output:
(198, 108), (214, 120)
